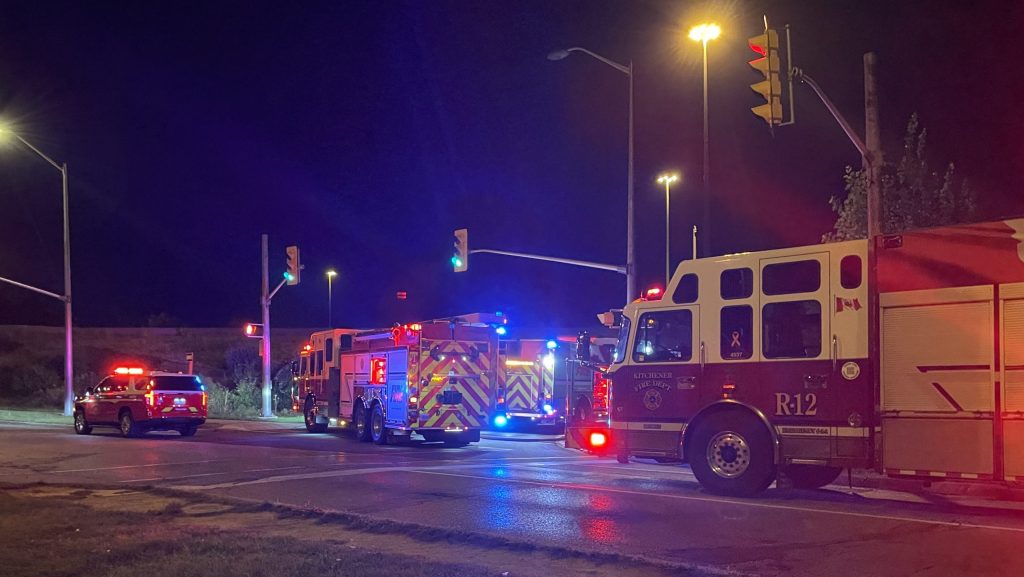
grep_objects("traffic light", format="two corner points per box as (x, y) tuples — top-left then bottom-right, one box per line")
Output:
(452, 228), (468, 272)
(244, 323), (264, 338)
(748, 29), (783, 126)
(285, 245), (300, 285)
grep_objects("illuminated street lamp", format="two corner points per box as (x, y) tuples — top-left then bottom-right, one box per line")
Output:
(548, 46), (636, 303)
(657, 173), (680, 285)
(326, 269), (337, 328)
(0, 124), (74, 416)
(688, 22), (721, 257)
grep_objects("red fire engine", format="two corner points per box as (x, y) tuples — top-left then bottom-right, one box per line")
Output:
(608, 218), (1024, 495)
(295, 314), (501, 446)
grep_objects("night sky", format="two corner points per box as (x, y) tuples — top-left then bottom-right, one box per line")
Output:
(1, 0), (1021, 331)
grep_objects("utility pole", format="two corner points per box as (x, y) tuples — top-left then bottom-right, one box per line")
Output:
(864, 53), (882, 239)
(260, 234), (273, 418)
(863, 53), (883, 471)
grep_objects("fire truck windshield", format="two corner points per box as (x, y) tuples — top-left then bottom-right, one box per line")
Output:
(612, 316), (631, 364)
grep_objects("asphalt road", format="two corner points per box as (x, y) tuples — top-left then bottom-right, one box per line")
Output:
(2, 419), (1023, 576)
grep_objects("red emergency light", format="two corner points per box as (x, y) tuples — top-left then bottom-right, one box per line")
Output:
(370, 358), (387, 385)
(589, 431), (608, 448)
(645, 287), (663, 300)
(114, 367), (145, 375)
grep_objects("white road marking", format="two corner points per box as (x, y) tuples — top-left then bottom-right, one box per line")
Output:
(172, 460), (577, 490)
(411, 470), (1024, 534)
(122, 466), (304, 483)
(49, 459), (231, 474)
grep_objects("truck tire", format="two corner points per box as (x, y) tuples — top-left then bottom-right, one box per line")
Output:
(786, 465), (843, 490)
(179, 425), (198, 437)
(119, 410), (140, 438)
(73, 410), (92, 435)
(304, 397), (327, 433)
(370, 403), (388, 445)
(688, 411), (776, 497)
(354, 404), (372, 442)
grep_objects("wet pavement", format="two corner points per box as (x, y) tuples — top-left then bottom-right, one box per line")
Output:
(1, 419), (1023, 576)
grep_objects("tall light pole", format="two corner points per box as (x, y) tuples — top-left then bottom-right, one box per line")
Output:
(688, 23), (720, 257)
(548, 47), (636, 303)
(326, 269), (337, 328)
(656, 173), (679, 286)
(0, 127), (74, 416)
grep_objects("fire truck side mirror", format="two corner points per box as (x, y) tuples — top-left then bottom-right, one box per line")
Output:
(576, 331), (592, 362)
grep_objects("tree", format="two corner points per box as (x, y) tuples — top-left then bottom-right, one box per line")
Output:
(824, 114), (976, 241)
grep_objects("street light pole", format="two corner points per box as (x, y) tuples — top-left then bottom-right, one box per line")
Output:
(548, 47), (636, 303)
(656, 173), (679, 286)
(0, 130), (74, 416)
(326, 270), (337, 328)
(689, 23), (720, 257)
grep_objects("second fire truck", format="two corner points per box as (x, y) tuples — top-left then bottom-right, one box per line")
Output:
(295, 314), (502, 446)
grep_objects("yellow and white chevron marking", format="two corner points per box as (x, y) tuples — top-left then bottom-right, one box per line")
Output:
(419, 340), (493, 429)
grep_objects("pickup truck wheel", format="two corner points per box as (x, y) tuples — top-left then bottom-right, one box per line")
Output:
(119, 411), (140, 438)
(179, 425), (198, 437)
(370, 404), (388, 445)
(73, 410), (92, 435)
(354, 404), (372, 442)
(689, 411), (776, 497)
(786, 465), (843, 490)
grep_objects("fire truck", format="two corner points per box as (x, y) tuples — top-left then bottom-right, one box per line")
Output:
(606, 218), (1024, 496)
(494, 339), (558, 428)
(564, 332), (617, 453)
(295, 314), (501, 446)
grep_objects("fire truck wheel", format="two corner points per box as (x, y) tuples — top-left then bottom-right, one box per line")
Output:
(370, 403), (388, 445)
(689, 411), (776, 497)
(303, 398), (327, 433)
(119, 410), (140, 438)
(73, 410), (92, 435)
(354, 404), (372, 442)
(786, 465), (843, 490)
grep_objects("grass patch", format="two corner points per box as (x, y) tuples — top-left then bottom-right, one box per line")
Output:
(0, 488), (501, 577)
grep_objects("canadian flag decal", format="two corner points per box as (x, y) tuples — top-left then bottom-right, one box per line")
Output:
(835, 297), (862, 312)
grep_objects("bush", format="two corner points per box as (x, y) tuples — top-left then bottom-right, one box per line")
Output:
(204, 377), (260, 419)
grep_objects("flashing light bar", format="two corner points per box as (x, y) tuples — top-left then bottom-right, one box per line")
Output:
(114, 367), (145, 375)
(645, 287), (663, 300)
(505, 359), (535, 367)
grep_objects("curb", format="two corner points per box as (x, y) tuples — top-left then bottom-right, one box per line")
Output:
(846, 473), (1024, 503)
(480, 433), (565, 443)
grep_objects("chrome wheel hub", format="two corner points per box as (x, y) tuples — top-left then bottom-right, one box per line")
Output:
(707, 431), (751, 479)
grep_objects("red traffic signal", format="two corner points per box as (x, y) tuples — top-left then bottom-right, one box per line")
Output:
(748, 29), (783, 125)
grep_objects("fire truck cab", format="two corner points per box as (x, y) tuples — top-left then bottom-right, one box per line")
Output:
(609, 218), (1024, 496)
(296, 314), (501, 446)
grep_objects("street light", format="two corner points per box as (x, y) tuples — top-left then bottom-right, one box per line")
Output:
(325, 269), (337, 328)
(0, 125), (74, 416)
(688, 23), (721, 257)
(656, 173), (680, 285)
(547, 46), (636, 303)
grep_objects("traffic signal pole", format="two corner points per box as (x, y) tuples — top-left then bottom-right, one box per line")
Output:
(468, 249), (627, 274)
(260, 234), (273, 418)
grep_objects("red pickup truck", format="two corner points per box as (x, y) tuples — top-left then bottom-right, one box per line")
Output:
(73, 367), (207, 437)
